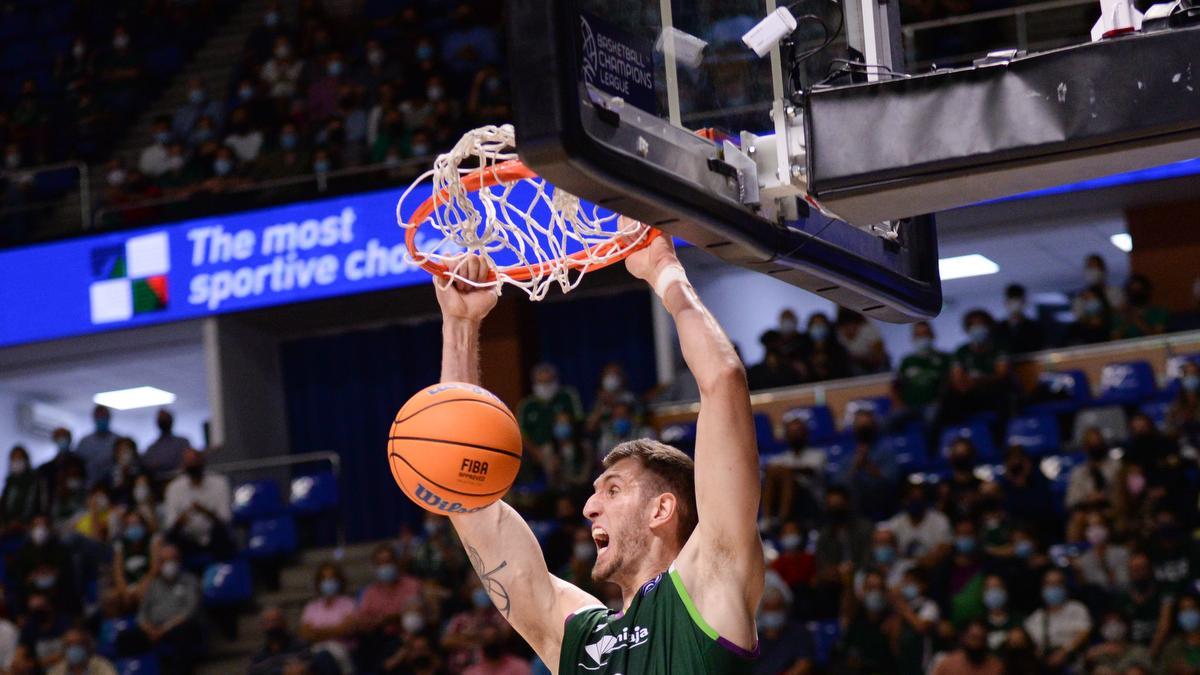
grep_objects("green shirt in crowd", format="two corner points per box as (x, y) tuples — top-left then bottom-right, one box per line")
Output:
(896, 350), (951, 407)
(517, 387), (583, 446)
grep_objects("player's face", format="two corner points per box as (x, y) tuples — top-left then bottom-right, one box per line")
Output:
(583, 459), (652, 584)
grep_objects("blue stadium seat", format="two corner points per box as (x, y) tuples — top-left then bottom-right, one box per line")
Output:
(660, 422), (698, 454)
(1140, 400), (1172, 430)
(884, 430), (927, 474)
(98, 616), (137, 659)
(115, 654), (161, 675)
(821, 436), (854, 477)
(1024, 370), (1092, 415)
(0, 13), (33, 43)
(1096, 361), (1158, 405)
(527, 520), (557, 546)
(246, 515), (299, 559)
(781, 405), (837, 444)
(939, 423), (998, 463)
(289, 472), (338, 515)
(1006, 414), (1061, 457)
(754, 413), (780, 454)
(202, 559), (253, 606)
(807, 619), (840, 667)
(232, 480), (285, 523)
(841, 396), (892, 428)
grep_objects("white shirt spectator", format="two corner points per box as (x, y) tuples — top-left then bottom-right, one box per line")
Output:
(164, 470), (232, 527)
(1075, 544), (1131, 593)
(138, 143), (172, 177)
(1024, 600), (1092, 653)
(1065, 459), (1119, 511)
(260, 58), (303, 98)
(0, 617), (17, 669)
(883, 509), (952, 559)
(224, 131), (264, 163)
(841, 320), (884, 363)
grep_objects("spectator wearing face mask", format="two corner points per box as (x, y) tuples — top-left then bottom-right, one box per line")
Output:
(935, 519), (996, 625)
(999, 627), (1041, 674)
(143, 409), (191, 481)
(73, 486), (113, 543)
(979, 575), (1021, 650)
(892, 321), (950, 428)
(884, 483), (952, 568)
(410, 513), (468, 583)
(998, 446), (1056, 542)
(461, 624), (530, 675)
(1, 445), (44, 531)
(839, 410), (899, 522)
(1168, 361), (1200, 446)
(994, 284), (1044, 354)
(256, 123), (311, 184)
(892, 567), (940, 675)
(754, 585), (815, 675)
(999, 527), (1051, 617)
(297, 563), (355, 671)
(133, 544), (202, 670)
(770, 521), (816, 589)
(1023, 569), (1091, 671)
(1065, 286), (1113, 346)
(1083, 610), (1149, 674)
(38, 428), (80, 499)
(47, 628), (116, 675)
(307, 52), (347, 124)
(172, 79), (224, 140)
(543, 412), (592, 493)
(163, 448), (234, 562)
(1112, 274), (1169, 339)
(49, 460), (87, 529)
(105, 436), (143, 507)
(11, 514), (76, 612)
(517, 363), (583, 448)
(250, 605), (307, 674)
(759, 309), (805, 361)
(931, 619), (1002, 675)
(938, 439), (983, 523)
(109, 510), (156, 615)
(442, 578), (512, 672)
(836, 570), (896, 672)
(595, 402), (650, 456)
(1078, 253), (1126, 309)
(1121, 551), (1174, 657)
(19, 591), (71, 671)
(76, 405), (119, 489)
(261, 36), (305, 100)
(762, 413), (826, 525)
(1145, 508), (1198, 596)
(138, 117), (174, 177)
(855, 527), (912, 596)
(800, 312), (851, 382)
(1072, 512), (1130, 599)
(1159, 593), (1200, 672)
(356, 545), (423, 633)
(129, 475), (161, 533)
(1065, 427), (1118, 515)
(942, 309), (1011, 425)
(747, 337), (804, 391)
(837, 308), (890, 375)
(586, 363), (639, 435)
(812, 487), (875, 615)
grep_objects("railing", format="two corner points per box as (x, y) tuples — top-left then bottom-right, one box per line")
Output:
(901, 0), (1098, 69)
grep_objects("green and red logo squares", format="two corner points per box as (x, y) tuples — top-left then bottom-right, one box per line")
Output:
(89, 232), (170, 325)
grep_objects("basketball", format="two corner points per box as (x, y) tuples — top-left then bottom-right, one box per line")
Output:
(388, 382), (522, 515)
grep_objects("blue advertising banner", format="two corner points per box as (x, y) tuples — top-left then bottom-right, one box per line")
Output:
(0, 187), (444, 349)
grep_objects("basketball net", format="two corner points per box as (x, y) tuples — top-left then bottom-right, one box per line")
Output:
(397, 124), (660, 301)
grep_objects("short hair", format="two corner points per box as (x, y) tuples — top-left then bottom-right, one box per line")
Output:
(314, 562), (348, 591)
(1005, 284), (1026, 299)
(603, 439), (698, 543)
(962, 309), (994, 329)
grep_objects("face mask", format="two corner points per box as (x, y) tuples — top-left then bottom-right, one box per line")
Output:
(759, 611), (786, 631)
(416, 45), (434, 61)
(154, 131), (170, 145)
(401, 611), (424, 634)
(194, 127), (214, 142)
(912, 336), (932, 352)
(533, 383), (557, 400)
(779, 318), (797, 334)
(1014, 540), (1034, 559)
(56, 437), (70, 452)
(573, 542), (595, 561)
(238, 85), (255, 102)
(1005, 298), (1024, 315)
(1126, 473), (1146, 496)
(553, 422), (573, 441)
(134, 484), (151, 503)
(106, 169), (126, 187)
(424, 520), (442, 537)
(983, 587), (1007, 610)
(73, 43), (85, 59)
(1084, 267), (1104, 285)
(265, 11), (279, 27)
(4, 154), (18, 169)
(113, 34), (129, 50)
(873, 545), (896, 565)
(320, 578), (340, 597)
(314, 159), (330, 174)
(31, 526), (49, 545)
(809, 324), (829, 342)
(33, 573), (56, 589)
(65, 645), (87, 666)
(472, 587), (491, 609)
(94, 495), (109, 511)
(1042, 585), (1066, 607)
(780, 533), (802, 551)
(954, 536), (977, 555)
(901, 583), (920, 602)
(968, 325), (990, 345)
(376, 564), (398, 583)
(602, 374), (622, 393)
(188, 88), (205, 104)
(486, 76), (503, 93)
(67, 478), (83, 491)
(1180, 609), (1200, 633)
(279, 133), (297, 150)
(427, 86), (445, 101)
(96, 419), (110, 434)
(1085, 525), (1108, 546)
(368, 50), (384, 66)
(411, 143), (431, 156)
(327, 61), (343, 77)
(1183, 374), (1200, 392)
(1101, 620), (1127, 642)
(214, 158), (233, 176)
(161, 560), (180, 580)
(125, 525), (146, 542)
(274, 45), (290, 60)
(1083, 297), (1103, 316)
(864, 590), (886, 613)
(10, 459), (27, 475)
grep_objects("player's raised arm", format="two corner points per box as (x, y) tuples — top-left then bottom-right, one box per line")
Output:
(434, 256), (600, 670)
(625, 233), (765, 649)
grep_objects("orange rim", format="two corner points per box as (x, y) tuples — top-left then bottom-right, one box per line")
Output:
(404, 159), (662, 283)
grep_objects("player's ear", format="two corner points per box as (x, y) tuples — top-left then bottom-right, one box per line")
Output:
(649, 492), (676, 530)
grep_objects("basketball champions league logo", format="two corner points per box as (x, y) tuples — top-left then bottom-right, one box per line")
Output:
(88, 232), (170, 325)
(580, 17), (599, 86)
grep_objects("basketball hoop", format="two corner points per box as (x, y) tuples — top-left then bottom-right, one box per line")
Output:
(397, 124), (661, 301)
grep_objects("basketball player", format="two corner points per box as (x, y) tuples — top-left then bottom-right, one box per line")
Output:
(436, 233), (764, 673)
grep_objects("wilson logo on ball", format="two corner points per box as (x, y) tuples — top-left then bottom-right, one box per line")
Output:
(414, 483), (487, 514)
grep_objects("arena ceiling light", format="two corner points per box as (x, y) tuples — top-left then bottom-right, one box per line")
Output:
(938, 254), (1000, 281)
(1110, 233), (1133, 252)
(93, 386), (177, 410)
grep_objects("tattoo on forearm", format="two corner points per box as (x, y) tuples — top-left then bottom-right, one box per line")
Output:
(467, 544), (511, 617)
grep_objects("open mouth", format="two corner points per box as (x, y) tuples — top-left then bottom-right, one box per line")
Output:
(592, 527), (610, 557)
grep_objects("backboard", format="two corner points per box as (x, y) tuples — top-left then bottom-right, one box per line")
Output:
(507, 0), (943, 322)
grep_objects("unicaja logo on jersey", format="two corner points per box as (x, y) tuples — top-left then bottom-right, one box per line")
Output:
(413, 483), (486, 514)
(581, 626), (650, 670)
(89, 231), (170, 324)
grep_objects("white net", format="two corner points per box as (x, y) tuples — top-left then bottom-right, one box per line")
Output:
(396, 124), (655, 301)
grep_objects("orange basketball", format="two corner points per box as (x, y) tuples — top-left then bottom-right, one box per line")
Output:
(388, 382), (522, 515)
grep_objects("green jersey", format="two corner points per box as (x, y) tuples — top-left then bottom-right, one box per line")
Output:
(559, 566), (756, 674)
(896, 350), (951, 407)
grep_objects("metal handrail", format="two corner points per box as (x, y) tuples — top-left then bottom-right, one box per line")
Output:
(0, 160), (90, 226)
